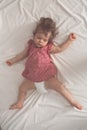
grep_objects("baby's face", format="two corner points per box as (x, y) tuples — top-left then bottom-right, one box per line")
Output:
(34, 32), (51, 47)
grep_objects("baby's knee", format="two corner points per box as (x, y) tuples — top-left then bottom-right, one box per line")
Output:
(56, 83), (65, 92)
(19, 86), (28, 93)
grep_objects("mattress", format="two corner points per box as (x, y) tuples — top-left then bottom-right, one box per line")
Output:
(0, 0), (87, 130)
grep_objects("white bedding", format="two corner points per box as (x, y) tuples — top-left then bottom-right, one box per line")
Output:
(0, 0), (87, 130)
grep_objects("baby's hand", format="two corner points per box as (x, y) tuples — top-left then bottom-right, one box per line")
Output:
(69, 33), (77, 41)
(6, 59), (13, 66)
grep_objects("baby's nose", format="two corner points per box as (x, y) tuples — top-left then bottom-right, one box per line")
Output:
(40, 39), (43, 42)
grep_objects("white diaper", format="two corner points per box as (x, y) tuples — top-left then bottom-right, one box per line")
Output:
(35, 81), (48, 93)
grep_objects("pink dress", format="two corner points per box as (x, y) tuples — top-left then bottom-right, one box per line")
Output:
(22, 39), (57, 82)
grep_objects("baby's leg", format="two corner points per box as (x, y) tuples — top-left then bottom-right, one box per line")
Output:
(45, 77), (83, 110)
(10, 80), (35, 109)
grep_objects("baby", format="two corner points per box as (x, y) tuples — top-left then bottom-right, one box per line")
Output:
(6, 17), (83, 110)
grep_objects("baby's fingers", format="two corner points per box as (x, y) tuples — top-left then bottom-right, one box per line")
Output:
(70, 33), (77, 40)
(6, 61), (12, 66)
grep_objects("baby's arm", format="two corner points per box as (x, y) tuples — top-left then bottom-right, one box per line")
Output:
(6, 46), (29, 66)
(50, 33), (77, 53)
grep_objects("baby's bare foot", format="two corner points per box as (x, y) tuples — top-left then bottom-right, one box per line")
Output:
(71, 101), (83, 110)
(74, 104), (83, 110)
(9, 102), (23, 109)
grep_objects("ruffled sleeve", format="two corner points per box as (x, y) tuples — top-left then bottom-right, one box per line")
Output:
(27, 39), (33, 55)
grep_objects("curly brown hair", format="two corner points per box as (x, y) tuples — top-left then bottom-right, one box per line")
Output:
(33, 17), (57, 42)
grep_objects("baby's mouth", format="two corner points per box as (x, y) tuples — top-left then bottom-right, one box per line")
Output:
(36, 43), (42, 47)
(35, 44), (42, 48)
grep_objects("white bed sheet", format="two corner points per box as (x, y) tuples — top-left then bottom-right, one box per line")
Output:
(0, 0), (87, 130)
